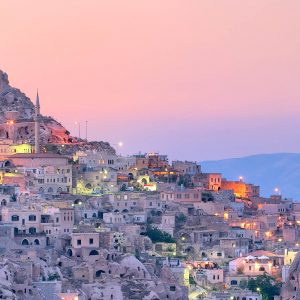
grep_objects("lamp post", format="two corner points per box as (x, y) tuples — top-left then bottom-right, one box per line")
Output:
(112, 142), (124, 155)
(274, 187), (281, 196)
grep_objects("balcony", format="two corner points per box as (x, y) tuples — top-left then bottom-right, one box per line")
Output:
(14, 231), (46, 237)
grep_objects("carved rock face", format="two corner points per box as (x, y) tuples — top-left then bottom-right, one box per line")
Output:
(0, 69), (116, 152)
(0, 69), (70, 144)
(0, 70), (9, 93)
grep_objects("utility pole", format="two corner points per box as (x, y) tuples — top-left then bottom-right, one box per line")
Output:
(85, 120), (88, 141)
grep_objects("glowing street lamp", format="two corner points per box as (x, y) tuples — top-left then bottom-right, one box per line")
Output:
(274, 187), (281, 195)
(239, 176), (244, 182)
(112, 141), (124, 155)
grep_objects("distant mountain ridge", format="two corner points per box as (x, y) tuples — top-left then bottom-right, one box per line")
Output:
(200, 153), (300, 200)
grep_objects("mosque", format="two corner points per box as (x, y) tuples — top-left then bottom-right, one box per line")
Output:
(0, 92), (70, 157)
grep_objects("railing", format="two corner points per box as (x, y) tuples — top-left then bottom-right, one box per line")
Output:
(15, 232), (46, 237)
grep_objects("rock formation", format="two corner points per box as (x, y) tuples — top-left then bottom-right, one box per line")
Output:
(281, 251), (300, 299)
(0, 69), (115, 154)
(0, 69), (71, 144)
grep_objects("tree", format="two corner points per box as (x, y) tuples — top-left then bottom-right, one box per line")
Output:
(176, 213), (187, 224)
(141, 227), (176, 243)
(239, 279), (247, 289)
(247, 274), (281, 300)
(48, 273), (61, 281)
(177, 175), (193, 188)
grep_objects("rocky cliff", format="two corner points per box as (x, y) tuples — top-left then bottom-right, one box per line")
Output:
(0, 69), (115, 154)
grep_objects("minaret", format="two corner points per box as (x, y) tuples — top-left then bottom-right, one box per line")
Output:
(34, 91), (40, 153)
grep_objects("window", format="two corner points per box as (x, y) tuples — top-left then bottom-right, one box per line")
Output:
(56, 217), (59, 223)
(89, 238), (94, 245)
(11, 215), (19, 221)
(29, 215), (36, 221)
(231, 280), (238, 285)
(77, 239), (81, 245)
(170, 286), (176, 292)
(29, 227), (36, 234)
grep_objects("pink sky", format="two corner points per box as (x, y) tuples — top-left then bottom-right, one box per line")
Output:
(1, 0), (300, 160)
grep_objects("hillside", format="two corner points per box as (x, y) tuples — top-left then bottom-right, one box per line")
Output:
(201, 153), (300, 200)
(0, 69), (115, 154)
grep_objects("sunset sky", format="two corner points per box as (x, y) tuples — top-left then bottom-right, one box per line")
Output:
(1, 0), (300, 161)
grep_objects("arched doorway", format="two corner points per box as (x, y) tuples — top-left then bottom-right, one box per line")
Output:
(21, 239), (29, 246)
(67, 249), (73, 257)
(85, 183), (92, 189)
(74, 199), (81, 205)
(128, 173), (134, 181)
(33, 239), (40, 245)
(89, 250), (99, 256)
(95, 270), (105, 277)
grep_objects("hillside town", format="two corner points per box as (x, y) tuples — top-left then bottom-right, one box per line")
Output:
(0, 70), (299, 300)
